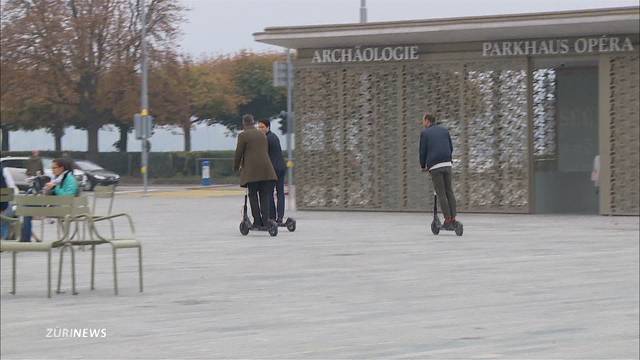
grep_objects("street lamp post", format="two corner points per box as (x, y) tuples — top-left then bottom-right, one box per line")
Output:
(286, 49), (294, 208)
(360, 0), (367, 23)
(140, 0), (149, 195)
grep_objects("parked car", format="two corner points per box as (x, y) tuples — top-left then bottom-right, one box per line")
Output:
(0, 158), (30, 192)
(1, 157), (36, 192)
(0, 156), (29, 170)
(74, 160), (120, 191)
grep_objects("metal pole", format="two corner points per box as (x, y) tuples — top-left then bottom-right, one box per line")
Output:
(140, 0), (149, 195)
(360, 0), (367, 23)
(286, 49), (294, 207)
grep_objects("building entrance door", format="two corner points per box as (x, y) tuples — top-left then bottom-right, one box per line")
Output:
(533, 59), (599, 214)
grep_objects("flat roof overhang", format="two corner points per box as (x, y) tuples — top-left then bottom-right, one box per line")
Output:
(254, 7), (640, 49)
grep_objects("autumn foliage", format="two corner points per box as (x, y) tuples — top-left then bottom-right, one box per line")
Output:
(0, 0), (286, 153)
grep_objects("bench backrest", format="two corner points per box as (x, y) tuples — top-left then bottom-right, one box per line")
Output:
(92, 185), (116, 215)
(15, 195), (90, 218)
(0, 187), (15, 203)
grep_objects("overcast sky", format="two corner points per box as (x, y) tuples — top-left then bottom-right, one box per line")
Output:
(177, 0), (639, 56)
(9, 0), (640, 152)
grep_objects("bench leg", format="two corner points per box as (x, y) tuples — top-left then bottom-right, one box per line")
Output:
(112, 247), (118, 295)
(138, 246), (143, 293)
(91, 245), (96, 290)
(70, 246), (77, 295)
(47, 250), (52, 298)
(10, 252), (16, 295)
(56, 247), (65, 293)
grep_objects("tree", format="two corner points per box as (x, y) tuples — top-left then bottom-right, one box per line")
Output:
(217, 51), (287, 132)
(0, 12), (75, 152)
(150, 54), (243, 151)
(1, 0), (184, 157)
(151, 51), (286, 150)
(98, 59), (139, 152)
(148, 52), (192, 150)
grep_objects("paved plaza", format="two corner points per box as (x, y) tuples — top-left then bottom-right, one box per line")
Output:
(1, 186), (638, 359)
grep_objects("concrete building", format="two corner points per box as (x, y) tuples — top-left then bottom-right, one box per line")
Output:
(255, 7), (640, 215)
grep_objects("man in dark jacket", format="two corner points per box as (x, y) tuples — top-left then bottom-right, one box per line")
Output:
(234, 114), (278, 229)
(0, 167), (7, 213)
(0, 167), (9, 239)
(258, 119), (287, 224)
(419, 112), (459, 228)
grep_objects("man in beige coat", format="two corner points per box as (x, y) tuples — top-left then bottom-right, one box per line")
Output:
(234, 114), (277, 229)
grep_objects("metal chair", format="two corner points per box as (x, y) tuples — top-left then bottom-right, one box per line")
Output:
(59, 188), (142, 296)
(0, 195), (86, 297)
(72, 212), (143, 295)
(90, 184), (117, 239)
(0, 187), (21, 240)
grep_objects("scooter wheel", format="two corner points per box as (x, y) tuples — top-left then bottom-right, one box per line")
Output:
(285, 218), (296, 232)
(454, 222), (463, 236)
(239, 221), (250, 236)
(268, 222), (278, 237)
(431, 221), (440, 235)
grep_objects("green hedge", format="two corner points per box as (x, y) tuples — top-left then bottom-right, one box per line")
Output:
(0, 150), (237, 178)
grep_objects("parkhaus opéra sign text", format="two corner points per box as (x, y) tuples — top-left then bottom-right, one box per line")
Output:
(482, 36), (635, 57)
(312, 45), (419, 63)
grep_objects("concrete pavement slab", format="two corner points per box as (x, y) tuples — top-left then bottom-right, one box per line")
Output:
(1, 194), (638, 359)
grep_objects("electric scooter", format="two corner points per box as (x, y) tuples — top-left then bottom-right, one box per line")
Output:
(239, 189), (278, 237)
(430, 192), (463, 236)
(273, 186), (296, 232)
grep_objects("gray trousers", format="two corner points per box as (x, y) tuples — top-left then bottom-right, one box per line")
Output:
(430, 166), (457, 218)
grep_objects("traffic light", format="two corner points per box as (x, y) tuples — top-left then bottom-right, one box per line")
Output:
(278, 111), (288, 134)
(134, 114), (154, 140)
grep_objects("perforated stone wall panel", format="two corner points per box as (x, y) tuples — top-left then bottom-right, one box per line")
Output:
(608, 53), (640, 215)
(295, 59), (531, 212)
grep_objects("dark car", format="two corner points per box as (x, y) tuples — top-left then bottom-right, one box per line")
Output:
(74, 160), (120, 191)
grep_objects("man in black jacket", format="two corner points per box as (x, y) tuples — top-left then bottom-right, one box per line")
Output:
(419, 113), (459, 229)
(258, 119), (287, 224)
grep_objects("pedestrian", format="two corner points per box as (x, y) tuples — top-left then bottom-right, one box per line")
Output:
(257, 119), (286, 225)
(1, 166), (14, 239)
(44, 158), (79, 196)
(26, 149), (44, 177)
(419, 112), (460, 229)
(19, 158), (79, 242)
(591, 155), (600, 194)
(234, 114), (277, 230)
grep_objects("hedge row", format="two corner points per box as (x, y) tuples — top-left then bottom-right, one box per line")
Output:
(1, 151), (239, 179)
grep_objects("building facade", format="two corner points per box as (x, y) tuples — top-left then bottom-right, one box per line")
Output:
(255, 7), (640, 215)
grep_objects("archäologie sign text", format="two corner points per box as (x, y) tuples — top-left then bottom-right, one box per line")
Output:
(311, 46), (419, 64)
